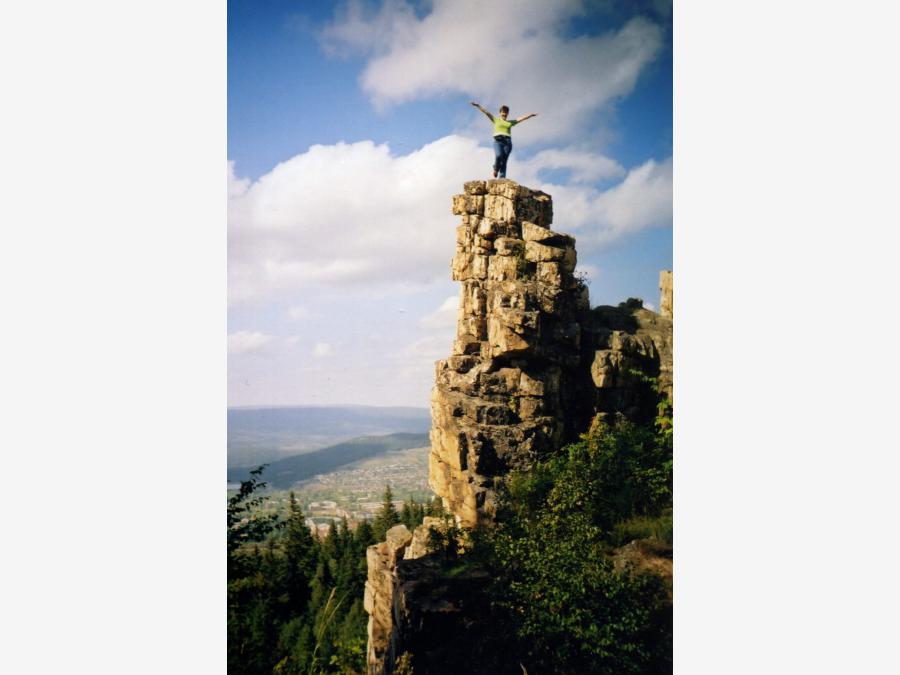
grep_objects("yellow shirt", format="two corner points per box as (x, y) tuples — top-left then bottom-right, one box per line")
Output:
(493, 116), (518, 137)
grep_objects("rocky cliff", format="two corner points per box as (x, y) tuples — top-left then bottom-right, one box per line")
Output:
(364, 520), (489, 674)
(364, 180), (673, 674)
(430, 179), (595, 527)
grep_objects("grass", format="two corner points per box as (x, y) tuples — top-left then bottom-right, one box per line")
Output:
(609, 510), (673, 548)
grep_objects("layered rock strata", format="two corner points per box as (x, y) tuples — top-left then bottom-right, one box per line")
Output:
(430, 179), (592, 527)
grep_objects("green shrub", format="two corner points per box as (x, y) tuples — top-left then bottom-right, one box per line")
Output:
(475, 413), (673, 674)
(425, 515), (465, 561)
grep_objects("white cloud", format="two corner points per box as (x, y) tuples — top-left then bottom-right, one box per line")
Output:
(287, 305), (313, 320)
(228, 331), (272, 355)
(320, 1), (664, 145)
(403, 333), (454, 362)
(517, 157), (673, 248)
(419, 295), (458, 330)
(643, 301), (657, 312)
(319, 0), (420, 57)
(228, 135), (491, 303)
(228, 139), (670, 304)
(395, 333), (455, 383)
(400, 294), (464, 388)
(517, 148), (626, 184)
(589, 158), (673, 239)
(312, 342), (335, 358)
(228, 160), (250, 199)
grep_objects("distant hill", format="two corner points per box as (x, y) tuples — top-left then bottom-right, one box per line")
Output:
(228, 405), (430, 468)
(228, 432), (431, 489)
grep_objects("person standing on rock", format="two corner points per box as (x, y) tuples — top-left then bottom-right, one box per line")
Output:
(470, 102), (537, 179)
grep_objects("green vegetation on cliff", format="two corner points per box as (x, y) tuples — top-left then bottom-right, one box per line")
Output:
(227, 480), (437, 675)
(485, 414), (672, 674)
(229, 379), (672, 674)
(427, 385), (673, 674)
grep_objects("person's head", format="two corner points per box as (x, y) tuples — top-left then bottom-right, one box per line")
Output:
(499, 105), (509, 119)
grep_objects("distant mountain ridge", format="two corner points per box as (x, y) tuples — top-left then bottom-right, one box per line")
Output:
(227, 432), (430, 489)
(228, 405), (430, 469)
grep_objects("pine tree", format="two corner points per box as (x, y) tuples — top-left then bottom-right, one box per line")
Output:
(227, 465), (280, 566)
(354, 519), (374, 554)
(427, 495), (446, 517)
(372, 484), (400, 541)
(322, 520), (339, 560)
(308, 557), (334, 619)
(283, 492), (316, 611)
(334, 544), (357, 601)
(336, 516), (352, 555)
(332, 598), (368, 673)
(413, 500), (426, 527)
(400, 498), (413, 529)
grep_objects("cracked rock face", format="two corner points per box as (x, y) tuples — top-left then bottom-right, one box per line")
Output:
(431, 181), (673, 527)
(364, 181), (674, 674)
(431, 180), (589, 527)
(365, 524), (413, 672)
(586, 305), (673, 420)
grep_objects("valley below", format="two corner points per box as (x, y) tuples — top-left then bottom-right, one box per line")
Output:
(227, 405), (434, 534)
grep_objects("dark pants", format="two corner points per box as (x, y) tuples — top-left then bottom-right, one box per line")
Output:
(493, 135), (512, 178)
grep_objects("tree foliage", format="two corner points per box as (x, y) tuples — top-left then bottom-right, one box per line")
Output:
(227, 378), (674, 674)
(228, 465), (281, 561)
(227, 472), (430, 674)
(471, 394), (674, 674)
(371, 484), (401, 541)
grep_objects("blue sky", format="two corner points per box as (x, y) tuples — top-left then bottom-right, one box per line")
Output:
(228, 0), (673, 407)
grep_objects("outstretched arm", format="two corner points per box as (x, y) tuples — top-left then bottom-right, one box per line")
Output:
(470, 101), (494, 122)
(515, 113), (538, 123)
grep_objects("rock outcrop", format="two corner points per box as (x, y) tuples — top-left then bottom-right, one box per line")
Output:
(429, 180), (672, 526)
(364, 180), (674, 674)
(430, 180), (593, 527)
(365, 524), (414, 672)
(365, 519), (466, 674)
(659, 270), (673, 319)
(612, 539), (674, 596)
(587, 303), (673, 419)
